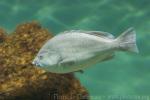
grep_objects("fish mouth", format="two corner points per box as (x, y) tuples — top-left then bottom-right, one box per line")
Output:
(32, 60), (40, 66)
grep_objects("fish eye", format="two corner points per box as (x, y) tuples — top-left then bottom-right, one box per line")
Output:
(38, 55), (43, 59)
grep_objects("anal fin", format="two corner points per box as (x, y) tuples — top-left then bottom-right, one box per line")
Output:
(102, 54), (115, 62)
(76, 70), (84, 74)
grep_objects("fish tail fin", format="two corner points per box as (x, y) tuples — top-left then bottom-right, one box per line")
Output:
(116, 27), (139, 53)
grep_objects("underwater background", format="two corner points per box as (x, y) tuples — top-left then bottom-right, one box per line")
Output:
(0, 0), (149, 100)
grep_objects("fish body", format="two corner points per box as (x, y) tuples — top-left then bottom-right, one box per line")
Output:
(32, 28), (138, 73)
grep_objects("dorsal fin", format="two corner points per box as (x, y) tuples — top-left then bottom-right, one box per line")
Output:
(61, 30), (115, 39)
(86, 31), (114, 39)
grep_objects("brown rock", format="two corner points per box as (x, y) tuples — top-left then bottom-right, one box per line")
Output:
(0, 22), (89, 100)
(0, 28), (7, 43)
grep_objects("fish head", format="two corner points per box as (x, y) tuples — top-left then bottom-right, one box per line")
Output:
(32, 50), (60, 68)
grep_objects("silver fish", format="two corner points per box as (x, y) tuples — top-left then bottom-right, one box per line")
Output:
(32, 28), (139, 73)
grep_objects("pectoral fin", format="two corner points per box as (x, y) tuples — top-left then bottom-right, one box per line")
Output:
(59, 59), (75, 67)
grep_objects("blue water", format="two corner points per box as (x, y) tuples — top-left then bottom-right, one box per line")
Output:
(0, 0), (150, 100)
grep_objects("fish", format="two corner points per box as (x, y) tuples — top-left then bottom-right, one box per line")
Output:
(32, 28), (139, 74)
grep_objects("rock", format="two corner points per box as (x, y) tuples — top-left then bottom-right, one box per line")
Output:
(0, 28), (7, 43)
(0, 22), (89, 100)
